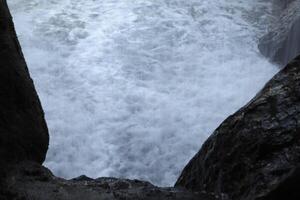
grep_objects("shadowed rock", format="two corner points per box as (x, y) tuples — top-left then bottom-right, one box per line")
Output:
(257, 166), (300, 200)
(0, 0), (48, 165)
(1, 162), (215, 200)
(2, 0), (300, 199)
(175, 55), (300, 200)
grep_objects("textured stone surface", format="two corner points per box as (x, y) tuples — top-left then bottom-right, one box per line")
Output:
(1, 162), (215, 200)
(175, 55), (300, 200)
(257, 166), (300, 200)
(0, 0), (49, 165)
(258, 0), (300, 66)
(2, 0), (300, 199)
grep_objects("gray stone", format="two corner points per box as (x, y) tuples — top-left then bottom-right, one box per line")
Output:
(175, 55), (300, 200)
(1, 162), (215, 200)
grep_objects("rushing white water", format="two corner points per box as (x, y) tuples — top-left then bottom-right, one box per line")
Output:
(9, 0), (278, 186)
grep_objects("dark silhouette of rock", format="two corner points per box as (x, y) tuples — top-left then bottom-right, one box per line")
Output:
(2, 0), (300, 199)
(257, 166), (300, 200)
(258, 0), (300, 66)
(0, 0), (49, 165)
(1, 161), (215, 200)
(175, 55), (300, 200)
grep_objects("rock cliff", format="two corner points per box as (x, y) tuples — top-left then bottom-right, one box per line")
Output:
(175, 55), (300, 200)
(2, 0), (300, 199)
(0, 0), (49, 166)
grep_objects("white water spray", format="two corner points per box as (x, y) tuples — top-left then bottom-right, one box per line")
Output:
(9, 0), (278, 186)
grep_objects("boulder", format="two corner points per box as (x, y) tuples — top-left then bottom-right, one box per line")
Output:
(3, 0), (300, 199)
(0, 0), (48, 165)
(175, 55), (300, 200)
(1, 161), (215, 200)
(258, 0), (300, 66)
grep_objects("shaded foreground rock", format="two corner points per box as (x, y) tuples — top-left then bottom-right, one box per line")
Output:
(257, 166), (300, 200)
(175, 55), (300, 200)
(258, 0), (300, 66)
(0, 0), (49, 165)
(1, 162), (214, 200)
(2, 0), (300, 199)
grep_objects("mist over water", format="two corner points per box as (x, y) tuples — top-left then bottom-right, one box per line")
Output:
(9, 0), (278, 186)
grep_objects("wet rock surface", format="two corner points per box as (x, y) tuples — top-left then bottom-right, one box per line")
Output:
(258, 0), (300, 66)
(0, 1), (48, 165)
(1, 162), (214, 200)
(257, 166), (300, 200)
(175, 55), (300, 200)
(2, 0), (300, 199)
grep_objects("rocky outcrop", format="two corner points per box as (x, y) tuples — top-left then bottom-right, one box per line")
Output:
(1, 162), (212, 200)
(2, 0), (300, 199)
(175, 55), (300, 200)
(0, 1), (48, 165)
(258, 0), (300, 66)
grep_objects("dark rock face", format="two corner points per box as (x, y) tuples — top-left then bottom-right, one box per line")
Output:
(0, 0), (49, 165)
(2, 0), (300, 199)
(1, 162), (214, 200)
(258, 167), (300, 200)
(258, 0), (300, 66)
(175, 55), (300, 200)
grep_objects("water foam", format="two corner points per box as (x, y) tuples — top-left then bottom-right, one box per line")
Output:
(9, 0), (278, 186)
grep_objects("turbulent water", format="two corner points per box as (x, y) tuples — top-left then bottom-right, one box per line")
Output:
(9, 0), (278, 186)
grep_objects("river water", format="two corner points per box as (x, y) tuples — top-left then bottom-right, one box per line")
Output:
(9, 0), (278, 186)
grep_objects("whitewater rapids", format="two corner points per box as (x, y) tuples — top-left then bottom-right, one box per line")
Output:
(9, 0), (278, 186)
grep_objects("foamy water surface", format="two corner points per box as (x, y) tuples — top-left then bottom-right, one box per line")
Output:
(9, 0), (278, 186)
